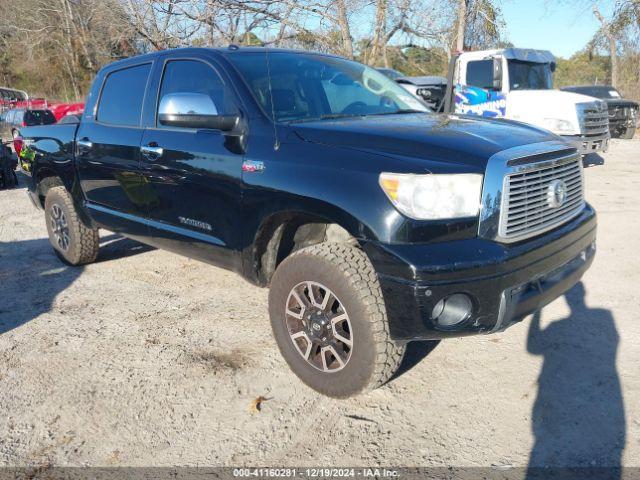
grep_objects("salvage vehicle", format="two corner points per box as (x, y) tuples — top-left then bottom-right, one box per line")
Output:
(376, 68), (405, 80)
(1, 108), (57, 141)
(0, 87), (28, 112)
(561, 85), (638, 139)
(18, 47), (597, 398)
(442, 48), (610, 155)
(396, 76), (448, 112)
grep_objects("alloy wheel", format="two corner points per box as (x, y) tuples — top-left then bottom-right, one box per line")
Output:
(50, 204), (70, 251)
(285, 281), (353, 372)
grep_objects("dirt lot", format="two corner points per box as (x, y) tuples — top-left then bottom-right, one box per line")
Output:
(0, 139), (639, 469)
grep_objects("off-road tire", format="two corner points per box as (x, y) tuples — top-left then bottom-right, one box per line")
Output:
(621, 127), (636, 140)
(44, 186), (99, 265)
(269, 242), (405, 398)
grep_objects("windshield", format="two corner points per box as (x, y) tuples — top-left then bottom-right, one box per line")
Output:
(228, 52), (429, 123)
(508, 60), (553, 90)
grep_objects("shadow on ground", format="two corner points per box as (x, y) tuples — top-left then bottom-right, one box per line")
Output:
(583, 153), (605, 168)
(0, 234), (152, 335)
(391, 340), (440, 381)
(526, 282), (625, 478)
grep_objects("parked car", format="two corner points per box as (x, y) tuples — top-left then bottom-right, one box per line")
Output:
(561, 85), (638, 139)
(396, 76), (448, 112)
(376, 68), (405, 80)
(19, 47), (596, 398)
(58, 114), (81, 124)
(49, 102), (85, 121)
(1, 108), (56, 141)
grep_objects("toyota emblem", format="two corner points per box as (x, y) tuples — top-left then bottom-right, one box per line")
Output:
(547, 179), (567, 208)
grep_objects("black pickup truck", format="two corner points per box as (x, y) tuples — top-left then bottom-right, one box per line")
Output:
(562, 85), (638, 139)
(18, 47), (596, 398)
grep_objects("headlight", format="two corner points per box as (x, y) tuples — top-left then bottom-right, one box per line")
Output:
(379, 172), (483, 220)
(543, 118), (576, 134)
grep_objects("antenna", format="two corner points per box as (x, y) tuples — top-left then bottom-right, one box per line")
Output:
(265, 46), (280, 151)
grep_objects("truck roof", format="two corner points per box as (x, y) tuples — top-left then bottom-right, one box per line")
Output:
(99, 46), (343, 73)
(461, 48), (555, 64)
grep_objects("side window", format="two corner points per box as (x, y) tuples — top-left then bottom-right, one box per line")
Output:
(97, 63), (151, 126)
(466, 60), (493, 89)
(157, 59), (237, 127)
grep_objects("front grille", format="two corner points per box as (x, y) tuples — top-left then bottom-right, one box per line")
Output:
(581, 103), (609, 135)
(499, 154), (584, 241)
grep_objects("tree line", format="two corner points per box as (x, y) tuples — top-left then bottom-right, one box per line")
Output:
(0, 0), (638, 102)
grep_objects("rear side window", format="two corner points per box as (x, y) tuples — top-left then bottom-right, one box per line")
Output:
(466, 60), (493, 89)
(24, 110), (56, 126)
(97, 63), (151, 126)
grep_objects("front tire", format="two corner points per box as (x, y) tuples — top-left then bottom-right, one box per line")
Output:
(44, 186), (99, 265)
(269, 243), (405, 398)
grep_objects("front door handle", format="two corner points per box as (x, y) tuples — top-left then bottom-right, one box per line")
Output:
(77, 138), (92, 155)
(140, 143), (163, 161)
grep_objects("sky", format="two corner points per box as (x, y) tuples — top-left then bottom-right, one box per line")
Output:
(502, 0), (616, 58)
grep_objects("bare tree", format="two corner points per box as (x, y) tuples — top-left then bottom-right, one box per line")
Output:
(455, 0), (467, 51)
(452, 0), (503, 52)
(593, 3), (619, 87)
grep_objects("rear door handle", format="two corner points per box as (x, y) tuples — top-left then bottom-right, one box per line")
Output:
(140, 143), (163, 161)
(77, 138), (92, 155)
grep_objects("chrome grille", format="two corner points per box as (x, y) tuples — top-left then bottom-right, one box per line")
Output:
(581, 102), (609, 135)
(499, 154), (584, 241)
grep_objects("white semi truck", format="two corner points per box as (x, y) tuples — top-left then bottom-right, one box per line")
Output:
(441, 48), (610, 155)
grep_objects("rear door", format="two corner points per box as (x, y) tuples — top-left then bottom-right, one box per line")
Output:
(138, 55), (245, 270)
(75, 62), (154, 238)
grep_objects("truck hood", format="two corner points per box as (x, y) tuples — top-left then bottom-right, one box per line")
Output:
(506, 90), (604, 134)
(291, 113), (558, 172)
(604, 98), (639, 109)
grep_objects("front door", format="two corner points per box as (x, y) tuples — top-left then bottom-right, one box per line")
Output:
(76, 62), (154, 238)
(139, 57), (244, 270)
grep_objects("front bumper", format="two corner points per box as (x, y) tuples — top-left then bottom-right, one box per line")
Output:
(609, 116), (637, 134)
(561, 132), (609, 155)
(364, 205), (597, 341)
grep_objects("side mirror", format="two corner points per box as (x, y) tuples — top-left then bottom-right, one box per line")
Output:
(492, 57), (503, 91)
(158, 92), (239, 132)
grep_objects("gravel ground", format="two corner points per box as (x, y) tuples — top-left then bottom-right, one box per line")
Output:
(0, 139), (639, 469)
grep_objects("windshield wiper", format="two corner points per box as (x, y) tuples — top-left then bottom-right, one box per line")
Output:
(318, 113), (364, 120)
(369, 109), (427, 116)
(287, 113), (362, 124)
(287, 109), (425, 124)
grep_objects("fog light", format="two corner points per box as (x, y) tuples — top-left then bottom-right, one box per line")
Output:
(431, 293), (473, 327)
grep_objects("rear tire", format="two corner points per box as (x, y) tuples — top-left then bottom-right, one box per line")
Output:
(44, 186), (99, 265)
(268, 242), (405, 398)
(621, 127), (635, 139)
